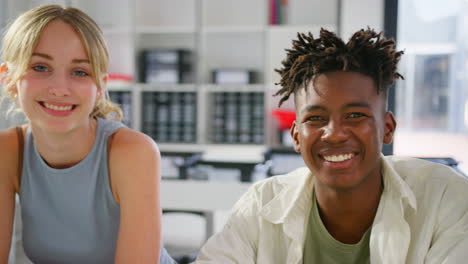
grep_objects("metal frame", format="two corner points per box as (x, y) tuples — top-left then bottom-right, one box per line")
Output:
(383, 0), (398, 155)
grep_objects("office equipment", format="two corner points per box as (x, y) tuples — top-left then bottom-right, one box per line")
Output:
(161, 151), (202, 179)
(194, 145), (266, 182)
(139, 49), (193, 84)
(419, 157), (466, 176)
(264, 147), (305, 176)
(212, 69), (256, 84)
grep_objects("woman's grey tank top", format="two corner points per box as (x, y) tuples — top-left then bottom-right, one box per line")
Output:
(19, 118), (125, 264)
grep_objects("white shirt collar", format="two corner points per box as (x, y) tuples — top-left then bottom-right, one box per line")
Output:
(259, 154), (418, 224)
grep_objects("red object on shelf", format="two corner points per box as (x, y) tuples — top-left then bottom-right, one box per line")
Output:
(108, 74), (133, 82)
(272, 109), (296, 130)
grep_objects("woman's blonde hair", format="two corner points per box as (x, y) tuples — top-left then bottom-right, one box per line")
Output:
(1, 4), (122, 120)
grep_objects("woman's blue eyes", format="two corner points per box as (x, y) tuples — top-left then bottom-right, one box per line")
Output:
(31, 65), (89, 77)
(32, 65), (48, 72)
(73, 70), (89, 77)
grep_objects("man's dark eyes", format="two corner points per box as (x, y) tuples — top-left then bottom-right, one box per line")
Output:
(348, 112), (366, 118)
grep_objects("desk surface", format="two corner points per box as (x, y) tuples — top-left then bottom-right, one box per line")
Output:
(161, 180), (251, 211)
(159, 144), (266, 163)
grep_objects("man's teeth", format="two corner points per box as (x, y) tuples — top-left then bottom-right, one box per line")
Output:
(323, 153), (354, 162)
(44, 103), (73, 111)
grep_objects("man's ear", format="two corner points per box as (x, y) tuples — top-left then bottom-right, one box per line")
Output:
(383, 111), (397, 144)
(290, 121), (301, 153)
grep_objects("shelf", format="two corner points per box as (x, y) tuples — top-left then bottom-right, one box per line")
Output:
(83, 1), (337, 149)
(201, 26), (265, 34)
(202, 0), (267, 31)
(267, 24), (336, 34)
(203, 84), (264, 92)
(135, 0), (195, 34)
(107, 82), (133, 91)
(136, 26), (195, 34)
(137, 83), (197, 92)
(102, 27), (133, 35)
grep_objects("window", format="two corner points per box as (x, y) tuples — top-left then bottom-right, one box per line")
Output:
(394, 0), (468, 173)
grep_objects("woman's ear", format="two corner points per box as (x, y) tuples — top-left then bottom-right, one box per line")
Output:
(97, 74), (109, 100)
(0, 63), (14, 93)
(102, 74), (108, 85)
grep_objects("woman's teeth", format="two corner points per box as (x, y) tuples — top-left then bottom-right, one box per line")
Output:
(44, 103), (73, 111)
(323, 153), (354, 162)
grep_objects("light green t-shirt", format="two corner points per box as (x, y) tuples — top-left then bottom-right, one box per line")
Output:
(303, 190), (371, 264)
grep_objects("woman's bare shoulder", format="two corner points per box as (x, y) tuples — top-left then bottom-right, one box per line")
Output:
(106, 128), (160, 204)
(0, 125), (25, 192)
(0, 126), (21, 157)
(110, 128), (159, 154)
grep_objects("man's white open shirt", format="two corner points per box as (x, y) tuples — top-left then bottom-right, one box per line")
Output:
(196, 155), (468, 263)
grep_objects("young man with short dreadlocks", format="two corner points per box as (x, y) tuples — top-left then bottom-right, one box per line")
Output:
(195, 28), (468, 264)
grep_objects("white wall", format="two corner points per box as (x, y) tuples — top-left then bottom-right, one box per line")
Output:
(340, 0), (385, 40)
(0, 1), (4, 28)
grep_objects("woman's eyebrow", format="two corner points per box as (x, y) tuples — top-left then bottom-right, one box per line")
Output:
(31, 52), (52, 60)
(31, 52), (90, 64)
(72, 58), (90, 64)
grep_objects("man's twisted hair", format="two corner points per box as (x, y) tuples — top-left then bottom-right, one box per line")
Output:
(274, 28), (404, 106)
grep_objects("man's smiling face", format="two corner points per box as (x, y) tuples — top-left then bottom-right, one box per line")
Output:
(291, 71), (396, 192)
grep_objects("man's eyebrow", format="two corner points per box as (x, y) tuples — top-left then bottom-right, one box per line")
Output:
(301, 105), (327, 114)
(31, 53), (90, 64)
(301, 102), (371, 114)
(344, 102), (371, 109)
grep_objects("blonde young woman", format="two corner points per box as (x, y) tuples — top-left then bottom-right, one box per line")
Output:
(0, 5), (175, 264)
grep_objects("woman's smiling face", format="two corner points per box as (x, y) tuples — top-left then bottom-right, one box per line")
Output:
(16, 19), (100, 133)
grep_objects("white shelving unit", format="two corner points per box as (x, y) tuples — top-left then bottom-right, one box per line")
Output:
(0, 0), (339, 152)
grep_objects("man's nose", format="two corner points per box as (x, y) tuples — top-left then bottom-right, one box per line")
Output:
(320, 119), (350, 143)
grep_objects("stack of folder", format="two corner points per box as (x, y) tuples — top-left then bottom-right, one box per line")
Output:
(211, 92), (264, 144)
(142, 91), (197, 143)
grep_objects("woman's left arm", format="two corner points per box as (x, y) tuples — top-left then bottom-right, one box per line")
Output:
(108, 129), (162, 263)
